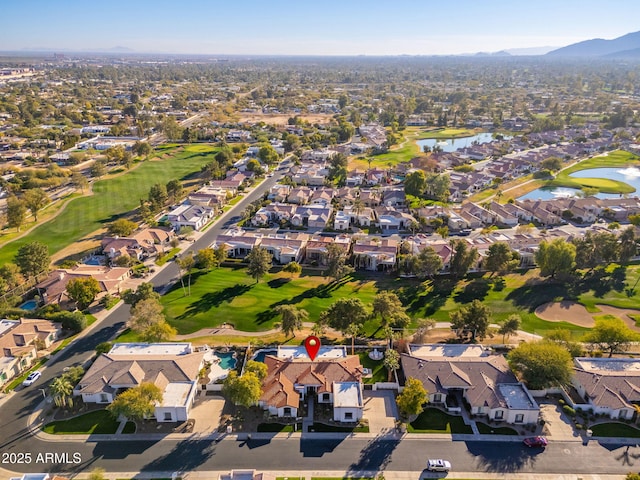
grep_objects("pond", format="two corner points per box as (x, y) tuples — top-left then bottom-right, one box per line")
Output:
(519, 167), (640, 201)
(417, 132), (510, 153)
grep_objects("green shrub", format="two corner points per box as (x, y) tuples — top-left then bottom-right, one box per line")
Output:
(558, 398), (566, 405)
(562, 405), (576, 417)
(575, 423), (583, 430)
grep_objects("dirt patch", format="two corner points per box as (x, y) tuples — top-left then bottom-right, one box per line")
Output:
(535, 301), (640, 331)
(238, 113), (333, 126)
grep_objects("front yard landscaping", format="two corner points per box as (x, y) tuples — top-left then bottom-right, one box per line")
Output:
(257, 422), (302, 433)
(476, 422), (519, 435)
(358, 351), (387, 384)
(310, 422), (370, 433)
(43, 410), (123, 435)
(407, 407), (473, 434)
(590, 422), (640, 438)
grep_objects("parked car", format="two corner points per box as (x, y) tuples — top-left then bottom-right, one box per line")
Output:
(22, 370), (41, 386)
(427, 459), (451, 472)
(523, 436), (548, 448)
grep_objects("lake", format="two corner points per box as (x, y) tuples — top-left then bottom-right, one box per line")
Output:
(518, 167), (640, 201)
(417, 132), (510, 153)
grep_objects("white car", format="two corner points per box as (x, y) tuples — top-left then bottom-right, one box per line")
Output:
(22, 370), (41, 386)
(427, 459), (451, 472)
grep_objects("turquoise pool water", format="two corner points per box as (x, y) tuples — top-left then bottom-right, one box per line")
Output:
(252, 349), (278, 363)
(214, 351), (237, 369)
(19, 300), (38, 311)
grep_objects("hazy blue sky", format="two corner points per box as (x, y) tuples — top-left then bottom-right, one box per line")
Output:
(2, 0), (640, 55)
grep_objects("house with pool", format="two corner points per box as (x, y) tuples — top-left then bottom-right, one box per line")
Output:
(256, 346), (365, 423)
(74, 343), (205, 423)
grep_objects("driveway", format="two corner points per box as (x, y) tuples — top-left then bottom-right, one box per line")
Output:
(539, 400), (581, 442)
(364, 390), (398, 434)
(190, 394), (226, 434)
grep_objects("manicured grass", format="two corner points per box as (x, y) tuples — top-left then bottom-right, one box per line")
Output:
(311, 422), (369, 433)
(417, 127), (478, 139)
(358, 351), (387, 384)
(156, 247), (181, 266)
(548, 150), (640, 194)
(162, 268), (383, 334)
(590, 422), (640, 438)
(408, 408), (473, 434)
(122, 421), (136, 434)
(476, 422), (519, 435)
(577, 263), (640, 312)
(257, 422), (301, 432)
(42, 410), (120, 434)
(0, 144), (218, 266)
(4, 358), (48, 392)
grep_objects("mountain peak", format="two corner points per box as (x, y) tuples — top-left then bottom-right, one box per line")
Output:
(547, 30), (640, 57)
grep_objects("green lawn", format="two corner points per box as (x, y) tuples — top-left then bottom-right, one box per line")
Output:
(122, 421), (136, 434)
(476, 422), (519, 435)
(590, 422), (640, 438)
(160, 263), (627, 337)
(257, 422), (301, 432)
(358, 351), (387, 384)
(548, 150), (640, 194)
(0, 144), (218, 266)
(42, 410), (120, 434)
(408, 407), (473, 434)
(162, 268), (383, 334)
(311, 422), (369, 433)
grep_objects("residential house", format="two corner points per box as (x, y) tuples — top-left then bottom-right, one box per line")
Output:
(401, 344), (539, 425)
(382, 188), (406, 207)
(488, 202), (519, 227)
(0, 318), (62, 387)
(291, 205), (333, 229)
(74, 343), (205, 423)
(287, 186), (313, 205)
(215, 230), (262, 259)
(259, 235), (308, 264)
(36, 266), (131, 306)
(343, 205), (375, 227)
(334, 210), (351, 231)
(352, 237), (398, 271)
(102, 227), (174, 261)
(267, 185), (291, 203)
(304, 235), (351, 266)
(310, 187), (335, 207)
(376, 207), (417, 233)
(167, 204), (214, 231)
(259, 353), (364, 422)
(567, 357), (640, 420)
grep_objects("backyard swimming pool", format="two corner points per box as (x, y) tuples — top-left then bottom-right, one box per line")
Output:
(19, 300), (38, 311)
(213, 351), (237, 369)
(252, 349), (278, 363)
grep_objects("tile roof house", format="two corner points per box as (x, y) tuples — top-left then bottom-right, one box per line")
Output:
(74, 343), (205, 423)
(259, 354), (364, 422)
(568, 357), (640, 420)
(0, 318), (62, 387)
(36, 266), (131, 306)
(352, 237), (398, 271)
(401, 344), (539, 425)
(102, 227), (174, 261)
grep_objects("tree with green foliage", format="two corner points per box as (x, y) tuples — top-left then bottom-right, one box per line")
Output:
(545, 329), (583, 358)
(583, 317), (640, 357)
(128, 297), (172, 342)
(540, 157), (563, 172)
(319, 297), (369, 334)
(282, 261), (302, 277)
(108, 218), (138, 237)
(449, 239), (478, 279)
(404, 170), (427, 197)
(508, 341), (573, 390)
(498, 314), (521, 344)
(415, 246), (443, 279)
(244, 360), (268, 381)
(66, 277), (101, 310)
(450, 299), (491, 342)
(383, 348), (400, 382)
(274, 304), (308, 337)
(70, 171), (89, 193)
(573, 231), (619, 271)
(346, 323), (363, 355)
(166, 179), (184, 204)
(372, 291), (410, 329)
(140, 321), (177, 343)
(96, 342), (113, 355)
(396, 377), (428, 419)
(328, 152), (348, 185)
(195, 248), (217, 270)
(50, 376), (74, 408)
(424, 173), (451, 202)
(123, 282), (160, 307)
(618, 227), (637, 264)
(325, 243), (354, 281)
(245, 247), (272, 283)
(223, 370), (263, 407)
(87, 468), (108, 480)
(535, 238), (576, 279)
(90, 160), (106, 178)
(485, 241), (519, 276)
(176, 253), (195, 296)
(148, 183), (168, 212)
(15, 241), (50, 278)
(107, 382), (163, 421)
(6, 195), (27, 232)
(258, 144), (279, 166)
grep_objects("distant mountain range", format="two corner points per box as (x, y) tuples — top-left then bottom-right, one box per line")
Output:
(546, 30), (640, 58)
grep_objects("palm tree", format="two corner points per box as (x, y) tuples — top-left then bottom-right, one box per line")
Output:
(50, 376), (74, 408)
(346, 323), (363, 355)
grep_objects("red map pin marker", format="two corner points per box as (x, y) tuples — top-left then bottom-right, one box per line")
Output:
(304, 335), (321, 361)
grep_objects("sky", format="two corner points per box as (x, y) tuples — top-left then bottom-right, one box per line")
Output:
(2, 0), (640, 56)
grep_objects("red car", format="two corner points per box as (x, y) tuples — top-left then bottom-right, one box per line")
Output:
(523, 436), (548, 448)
